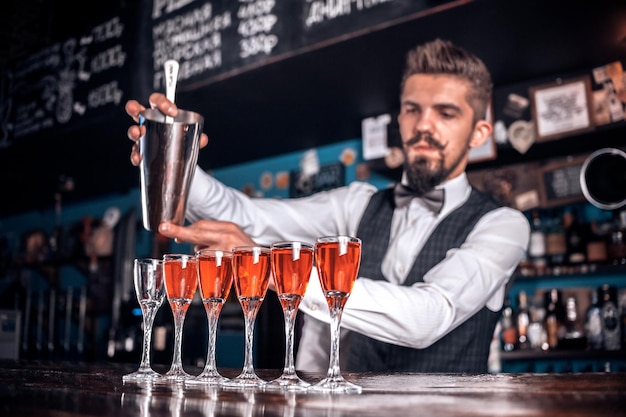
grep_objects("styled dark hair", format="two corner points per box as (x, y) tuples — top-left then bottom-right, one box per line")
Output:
(401, 39), (493, 123)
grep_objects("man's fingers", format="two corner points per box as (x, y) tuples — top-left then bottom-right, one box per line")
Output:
(130, 143), (141, 166)
(127, 125), (142, 141)
(159, 222), (192, 241)
(149, 92), (177, 116)
(157, 220), (254, 250)
(125, 100), (145, 122)
(199, 133), (209, 149)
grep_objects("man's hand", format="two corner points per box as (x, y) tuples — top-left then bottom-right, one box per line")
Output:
(159, 219), (278, 292)
(125, 93), (209, 166)
(158, 219), (256, 252)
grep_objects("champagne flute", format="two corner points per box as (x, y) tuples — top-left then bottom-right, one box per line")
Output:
(186, 249), (234, 386)
(309, 235), (362, 394)
(265, 241), (314, 390)
(162, 253), (198, 382)
(123, 258), (165, 382)
(223, 245), (271, 388)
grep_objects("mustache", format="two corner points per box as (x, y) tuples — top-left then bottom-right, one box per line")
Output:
(403, 132), (445, 150)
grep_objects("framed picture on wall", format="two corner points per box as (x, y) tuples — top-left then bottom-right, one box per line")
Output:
(529, 76), (595, 142)
(538, 155), (587, 207)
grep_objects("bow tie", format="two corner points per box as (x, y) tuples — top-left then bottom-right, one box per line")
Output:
(394, 183), (445, 214)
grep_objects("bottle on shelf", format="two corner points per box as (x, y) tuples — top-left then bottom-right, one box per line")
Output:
(528, 210), (547, 276)
(560, 295), (586, 349)
(516, 290), (530, 350)
(563, 208), (588, 272)
(544, 288), (565, 350)
(545, 211), (567, 274)
(608, 210), (626, 266)
(500, 297), (518, 352)
(584, 288), (603, 350)
(527, 294), (548, 351)
(599, 284), (621, 351)
(586, 220), (609, 267)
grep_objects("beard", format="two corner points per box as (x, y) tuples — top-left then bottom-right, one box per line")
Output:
(402, 131), (468, 194)
(404, 156), (448, 194)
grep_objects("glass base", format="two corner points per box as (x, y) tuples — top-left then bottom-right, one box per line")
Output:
(122, 367), (163, 382)
(161, 367), (192, 383)
(263, 373), (310, 391)
(308, 375), (362, 394)
(185, 370), (229, 386)
(221, 371), (266, 389)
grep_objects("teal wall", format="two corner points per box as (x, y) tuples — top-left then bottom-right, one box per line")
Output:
(0, 138), (391, 291)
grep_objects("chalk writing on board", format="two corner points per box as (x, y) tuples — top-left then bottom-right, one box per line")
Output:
(9, 15), (127, 140)
(151, 0), (196, 19)
(238, 0), (279, 59)
(304, 0), (394, 27)
(151, 2), (232, 89)
(151, 0), (285, 89)
(148, 0), (451, 89)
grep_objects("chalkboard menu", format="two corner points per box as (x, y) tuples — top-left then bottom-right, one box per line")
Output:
(147, 0), (296, 92)
(147, 0), (454, 92)
(1, 0), (460, 143)
(1, 0), (456, 142)
(4, 8), (142, 144)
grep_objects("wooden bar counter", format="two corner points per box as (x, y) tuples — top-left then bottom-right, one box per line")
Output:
(0, 360), (624, 416)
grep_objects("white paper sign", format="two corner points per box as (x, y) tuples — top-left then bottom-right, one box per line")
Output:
(361, 113), (391, 160)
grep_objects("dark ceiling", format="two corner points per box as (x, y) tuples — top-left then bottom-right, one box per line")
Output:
(0, 0), (625, 218)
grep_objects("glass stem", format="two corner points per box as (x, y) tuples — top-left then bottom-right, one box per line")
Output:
(138, 305), (156, 369)
(327, 304), (343, 379)
(205, 302), (223, 372)
(242, 310), (258, 374)
(282, 301), (298, 375)
(171, 305), (186, 371)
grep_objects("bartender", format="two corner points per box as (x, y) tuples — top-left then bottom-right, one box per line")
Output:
(125, 38), (530, 373)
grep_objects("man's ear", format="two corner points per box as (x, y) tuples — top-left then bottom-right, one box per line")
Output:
(469, 119), (493, 149)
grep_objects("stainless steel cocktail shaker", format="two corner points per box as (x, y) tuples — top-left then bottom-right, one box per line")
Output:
(138, 108), (203, 232)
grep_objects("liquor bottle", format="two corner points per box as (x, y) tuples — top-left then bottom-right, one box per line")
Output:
(544, 288), (565, 350)
(527, 295), (548, 351)
(561, 296), (585, 349)
(599, 284), (621, 351)
(586, 221), (609, 266)
(516, 291), (530, 350)
(545, 211), (567, 273)
(500, 297), (517, 352)
(608, 210), (626, 265)
(563, 208), (587, 270)
(584, 288), (603, 350)
(528, 210), (547, 275)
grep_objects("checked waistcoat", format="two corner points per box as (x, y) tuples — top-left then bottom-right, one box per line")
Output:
(347, 187), (502, 373)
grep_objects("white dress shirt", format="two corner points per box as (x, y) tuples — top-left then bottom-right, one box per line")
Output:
(186, 167), (530, 372)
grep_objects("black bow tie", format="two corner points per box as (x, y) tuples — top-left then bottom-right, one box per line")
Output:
(394, 183), (445, 214)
